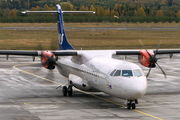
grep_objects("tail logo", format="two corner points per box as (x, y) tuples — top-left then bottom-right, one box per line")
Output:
(58, 33), (64, 45)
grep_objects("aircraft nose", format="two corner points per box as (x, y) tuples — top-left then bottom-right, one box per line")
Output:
(131, 86), (146, 99)
(129, 78), (147, 99)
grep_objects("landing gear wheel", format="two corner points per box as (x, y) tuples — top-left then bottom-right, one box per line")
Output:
(127, 100), (138, 109)
(68, 86), (73, 96)
(127, 103), (131, 110)
(132, 103), (136, 109)
(62, 86), (67, 96)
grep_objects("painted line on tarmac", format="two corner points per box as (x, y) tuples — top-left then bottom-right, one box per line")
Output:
(13, 63), (163, 120)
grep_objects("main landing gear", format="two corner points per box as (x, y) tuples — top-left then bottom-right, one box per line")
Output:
(127, 100), (138, 109)
(62, 85), (73, 97)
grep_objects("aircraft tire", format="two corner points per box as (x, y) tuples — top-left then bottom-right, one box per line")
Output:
(68, 86), (73, 96)
(132, 103), (136, 109)
(62, 86), (67, 96)
(127, 103), (131, 109)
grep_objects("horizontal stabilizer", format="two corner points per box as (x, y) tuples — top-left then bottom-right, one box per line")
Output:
(22, 11), (95, 14)
(62, 11), (95, 14)
(21, 11), (57, 14)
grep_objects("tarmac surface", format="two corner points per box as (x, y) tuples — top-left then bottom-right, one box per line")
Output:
(1, 27), (180, 31)
(0, 55), (180, 120)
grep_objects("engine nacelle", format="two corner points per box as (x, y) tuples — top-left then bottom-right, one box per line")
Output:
(41, 51), (56, 69)
(138, 50), (156, 68)
(69, 74), (99, 92)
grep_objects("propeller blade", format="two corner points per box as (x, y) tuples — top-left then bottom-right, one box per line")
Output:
(138, 39), (146, 49)
(156, 63), (167, 79)
(154, 40), (162, 56)
(138, 39), (152, 58)
(156, 57), (167, 60)
(146, 64), (152, 78)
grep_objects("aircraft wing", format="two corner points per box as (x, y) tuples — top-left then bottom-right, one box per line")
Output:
(115, 49), (180, 55)
(1, 49), (180, 56)
(0, 50), (78, 56)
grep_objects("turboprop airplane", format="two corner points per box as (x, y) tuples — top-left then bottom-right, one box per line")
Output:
(1, 4), (180, 110)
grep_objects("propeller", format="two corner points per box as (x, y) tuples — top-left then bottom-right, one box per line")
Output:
(139, 40), (166, 78)
(47, 55), (56, 65)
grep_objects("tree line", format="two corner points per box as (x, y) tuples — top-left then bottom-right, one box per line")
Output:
(1, 1), (180, 23)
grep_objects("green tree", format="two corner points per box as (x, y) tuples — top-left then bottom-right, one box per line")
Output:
(49, 4), (53, 8)
(0, 8), (3, 17)
(170, 10), (175, 16)
(97, 7), (104, 16)
(120, 10), (125, 16)
(79, 5), (86, 11)
(177, 10), (180, 17)
(114, 4), (118, 11)
(134, 10), (137, 16)
(104, 8), (110, 16)
(8, 9), (17, 17)
(90, 5), (95, 11)
(85, 6), (89, 11)
(137, 7), (146, 16)
(110, 9), (116, 16)
(3, 8), (10, 17)
(43, 4), (49, 11)
(62, 3), (73, 11)
(156, 10), (164, 16)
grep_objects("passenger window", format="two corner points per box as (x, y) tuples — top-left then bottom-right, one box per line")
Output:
(114, 70), (121, 76)
(110, 69), (116, 76)
(122, 70), (133, 77)
(133, 69), (142, 77)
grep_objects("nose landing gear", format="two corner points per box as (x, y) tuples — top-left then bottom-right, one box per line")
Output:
(127, 100), (138, 109)
(62, 84), (73, 97)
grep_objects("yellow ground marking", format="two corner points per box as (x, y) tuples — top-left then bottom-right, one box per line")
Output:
(14, 63), (163, 120)
(24, 103), (30, 105)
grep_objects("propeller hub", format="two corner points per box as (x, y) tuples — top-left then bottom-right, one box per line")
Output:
(48, 56), (56, 65)
(149, 56), (157, 64)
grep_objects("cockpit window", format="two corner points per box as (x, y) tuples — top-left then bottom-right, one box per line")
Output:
(122, 70), (133, 77)
(133, 69), (142, 77)
(114, 70), (121, 76)
(110, 69), (116, 76)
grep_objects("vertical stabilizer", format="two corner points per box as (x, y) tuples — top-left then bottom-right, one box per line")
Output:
(56, 5), (74, 50)
(22, 4), (95, 51)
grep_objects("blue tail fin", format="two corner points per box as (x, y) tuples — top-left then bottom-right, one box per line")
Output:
(56, 5), (74, 50)
(22, 4), (95, 50)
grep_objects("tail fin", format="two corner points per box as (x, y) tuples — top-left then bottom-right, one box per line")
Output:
(22, 4), (95, 50)
(56, 5), (74, 50)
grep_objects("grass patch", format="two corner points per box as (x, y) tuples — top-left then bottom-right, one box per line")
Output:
(0, 29), (180, 50)
(1, 22), (180, 28)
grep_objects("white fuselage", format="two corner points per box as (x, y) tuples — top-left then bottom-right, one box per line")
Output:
(56, 50), (147, 100)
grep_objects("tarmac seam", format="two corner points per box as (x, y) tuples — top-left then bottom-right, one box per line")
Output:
(13, 63), (163, 120)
